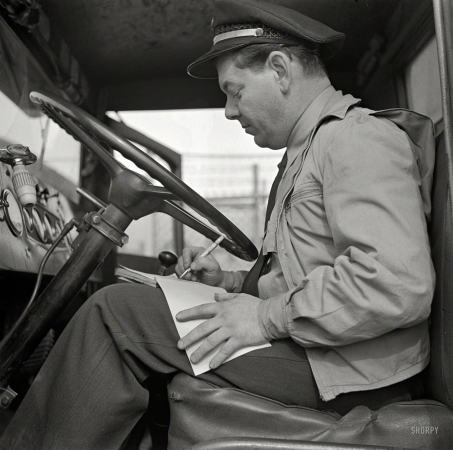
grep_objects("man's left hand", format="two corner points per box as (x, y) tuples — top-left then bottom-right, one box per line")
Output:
(176, 293), (268, 369)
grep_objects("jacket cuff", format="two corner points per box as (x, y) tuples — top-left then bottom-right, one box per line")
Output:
(257, 294), (290, 341)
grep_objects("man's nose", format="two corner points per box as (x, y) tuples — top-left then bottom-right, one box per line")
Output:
(224, 97), (239, 120)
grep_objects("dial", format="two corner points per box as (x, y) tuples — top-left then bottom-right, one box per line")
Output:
(32, 207), (48, 243)
(3, 190), (23, 236)
(22, 208), (34, 233)
(43, 213), (55, 241)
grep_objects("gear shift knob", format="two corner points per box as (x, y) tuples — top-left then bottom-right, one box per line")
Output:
(158, 251), (178, 276)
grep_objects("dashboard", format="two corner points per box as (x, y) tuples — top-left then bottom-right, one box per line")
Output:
(0, 161), (73, 276)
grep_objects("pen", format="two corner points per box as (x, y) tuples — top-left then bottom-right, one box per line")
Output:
(179, 235), (225, 279)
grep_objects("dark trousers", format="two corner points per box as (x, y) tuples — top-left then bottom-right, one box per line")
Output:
(0, 283), (422, 449)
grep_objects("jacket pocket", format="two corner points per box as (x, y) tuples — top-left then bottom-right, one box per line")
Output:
(285, 180), (322, 214)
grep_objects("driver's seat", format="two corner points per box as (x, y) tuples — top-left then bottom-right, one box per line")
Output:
(165, 132), (453, 450)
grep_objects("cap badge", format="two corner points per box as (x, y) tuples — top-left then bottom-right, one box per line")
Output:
(213, 27), (265, 45)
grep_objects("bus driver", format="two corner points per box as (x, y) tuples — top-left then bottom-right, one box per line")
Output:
(0, 0), (435, 448)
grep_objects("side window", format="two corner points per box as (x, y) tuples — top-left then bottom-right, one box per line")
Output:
(405, 37), (443, 128)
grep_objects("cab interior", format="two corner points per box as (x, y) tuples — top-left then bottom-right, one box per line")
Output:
(0, 0), (452, 449)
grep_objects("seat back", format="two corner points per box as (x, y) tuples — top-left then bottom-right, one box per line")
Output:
(427, 131), (453, 407)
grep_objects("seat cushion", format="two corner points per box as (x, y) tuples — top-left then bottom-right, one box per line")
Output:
(167, 373), (453, 450)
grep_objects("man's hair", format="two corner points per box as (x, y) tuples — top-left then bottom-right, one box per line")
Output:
(230, 42), (326, 78)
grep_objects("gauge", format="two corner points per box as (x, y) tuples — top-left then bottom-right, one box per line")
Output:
(22, 208), (34, 233)
(3, 190), (23, 236)
(32, 207), (48, 243)
(43, 213), (56, 241)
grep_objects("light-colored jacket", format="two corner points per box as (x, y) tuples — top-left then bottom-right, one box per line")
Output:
(256, 86), (436, 401)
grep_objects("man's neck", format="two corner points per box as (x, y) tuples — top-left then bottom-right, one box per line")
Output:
(284, 76), (331, 146)
(296, 76), (332, 115)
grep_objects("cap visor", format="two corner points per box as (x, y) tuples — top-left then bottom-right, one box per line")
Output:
(187, 36), (303, 79)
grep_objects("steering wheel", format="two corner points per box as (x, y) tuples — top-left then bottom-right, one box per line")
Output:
(29, 91), (258, 261)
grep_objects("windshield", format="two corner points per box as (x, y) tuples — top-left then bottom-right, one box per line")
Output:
(0, 17), (81, 191)
(112, 108), (284, 271)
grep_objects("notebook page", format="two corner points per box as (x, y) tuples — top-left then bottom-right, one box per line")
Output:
(153, 275), (271, 375)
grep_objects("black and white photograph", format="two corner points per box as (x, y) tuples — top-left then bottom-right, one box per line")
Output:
(0, 1), (451, 449)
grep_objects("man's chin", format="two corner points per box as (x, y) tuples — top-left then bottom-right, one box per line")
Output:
(254, 137), (267, 148)
(253, 134), (269, 148)
(254, 136), (285, 150)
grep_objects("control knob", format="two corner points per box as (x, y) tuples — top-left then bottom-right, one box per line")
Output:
(0, 145), (37, 207)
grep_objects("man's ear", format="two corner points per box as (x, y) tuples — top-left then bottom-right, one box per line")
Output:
(267, 51), (292, 93)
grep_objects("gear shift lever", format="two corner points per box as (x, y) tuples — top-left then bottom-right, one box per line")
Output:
(158, 251), (178, 276)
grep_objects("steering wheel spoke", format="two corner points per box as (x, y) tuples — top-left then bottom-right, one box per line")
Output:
(29, 91), (258, 261)
(158, 200), (246, 258)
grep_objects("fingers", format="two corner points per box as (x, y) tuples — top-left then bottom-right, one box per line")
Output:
(176, 295), (266, 372)
(175, 246), (221, 281)
(182, 247), (204, 271)
(181, 271), (199, 283)
(175, 247), (205, 277)
(190, 255), (212, 272)
(179, 324), (240, 369)
(177, 316), (221, 352)
(189, 329), (233, 366)
(209, 338), (240, 369)
(176, 302), (218, 322)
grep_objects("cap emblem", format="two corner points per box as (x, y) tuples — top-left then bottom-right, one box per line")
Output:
(213, 22), (294, 45)
(213, 27), (264, 44)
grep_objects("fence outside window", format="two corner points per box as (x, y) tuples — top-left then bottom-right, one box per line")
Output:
(119, 153), (283, 271)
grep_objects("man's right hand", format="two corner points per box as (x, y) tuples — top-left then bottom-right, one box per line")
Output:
(175, 246), (226, 287)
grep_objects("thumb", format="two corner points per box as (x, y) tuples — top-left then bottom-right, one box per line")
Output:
(214, 293), (239, 302)
(190, 256), (212, 272)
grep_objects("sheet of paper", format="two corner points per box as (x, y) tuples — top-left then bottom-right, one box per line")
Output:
(153, 275), (271, 376)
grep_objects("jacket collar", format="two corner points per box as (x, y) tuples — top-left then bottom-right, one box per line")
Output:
(285, 86), (361, 170)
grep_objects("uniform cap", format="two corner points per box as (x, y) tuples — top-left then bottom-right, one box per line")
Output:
(187, 0), (345, 79)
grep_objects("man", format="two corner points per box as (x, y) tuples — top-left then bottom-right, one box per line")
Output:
(0, 0), (435, 448)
